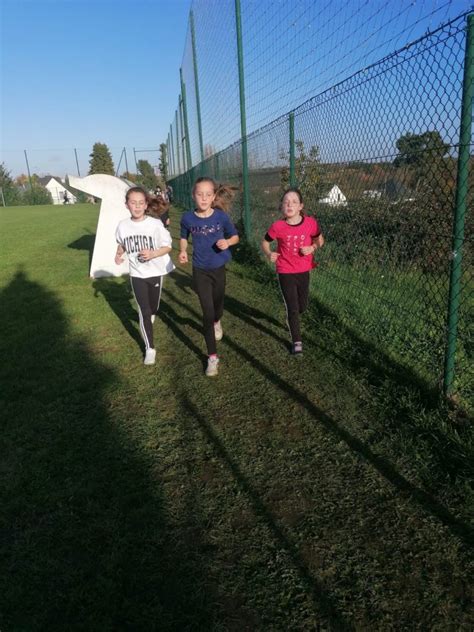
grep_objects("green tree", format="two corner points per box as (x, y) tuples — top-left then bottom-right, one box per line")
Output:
(393, 131), (450, 192)
(136, 159), (158, 192)
(88, 142), (115, 175)
(280, 140), (329, 203)
(20, 185), (53, 205)
(120, 171), (137, 183)
(159, 143), (168, 182)
(0, 163), (21, 205)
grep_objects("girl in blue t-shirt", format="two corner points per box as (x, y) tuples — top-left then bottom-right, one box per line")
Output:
(179, 177), (239, 376)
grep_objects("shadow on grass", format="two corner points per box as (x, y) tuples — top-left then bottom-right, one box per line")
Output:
(172, 266), (289, 349)
(92, 277), (143, 351)
(165, 282), (474, 549)
(180, 394), (349, 631)
(0, 270), (213, 630)
(236, 239), (474, 484)
(67, 231), (96, 270)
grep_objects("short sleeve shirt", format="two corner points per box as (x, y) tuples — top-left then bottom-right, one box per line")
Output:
(180, 208), (238, 270)
(267, 215), (320, 274)
(115, 216), (175, 278)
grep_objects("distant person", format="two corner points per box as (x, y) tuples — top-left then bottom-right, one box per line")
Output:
(261, 188), (324, 356)
(179, 177), (239, 377)
(115, 186), (174, 365)
(63, 190), (70, 204)
(147, 195), (170, 228)
(166, 184), (173, 204)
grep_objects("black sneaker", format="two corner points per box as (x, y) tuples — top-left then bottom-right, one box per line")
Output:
(292, 342), (303, 356)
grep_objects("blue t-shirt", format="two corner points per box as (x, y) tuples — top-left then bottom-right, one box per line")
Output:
(180, 208), (238, 270)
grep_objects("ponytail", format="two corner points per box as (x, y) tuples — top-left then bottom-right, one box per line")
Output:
(146, 195), (170, 219)
(193, 176), (238, 212)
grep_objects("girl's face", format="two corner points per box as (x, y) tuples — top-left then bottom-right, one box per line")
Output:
(126, 191), (147, 220)
(193, 181), (216, 213)
(282, 191), (304, 220)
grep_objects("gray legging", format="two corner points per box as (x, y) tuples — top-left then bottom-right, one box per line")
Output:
(130, 275), (163, 350)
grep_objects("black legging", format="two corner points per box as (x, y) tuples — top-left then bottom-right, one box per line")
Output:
(193, 265), (226, 355)
(278, 272), (310, 343)
(130, 275), (163, 350)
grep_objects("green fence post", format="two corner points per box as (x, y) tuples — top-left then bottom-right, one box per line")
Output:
(190, 10), (205, 168)
(175, 110), (181, 177)
(180, 68), (193, 173)
(24, 149), (35, 204)
(289, 111), (295, 187)
(180, 69), (194, 209)
(443, 13), (474, 396)
(235, 0), (251, 239)
(178, 96), (187, 174)
(169, 126), (175, 178)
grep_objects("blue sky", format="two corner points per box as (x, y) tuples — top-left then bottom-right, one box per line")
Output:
(1, 0), (191, 176)
(1, 0), (471, 178)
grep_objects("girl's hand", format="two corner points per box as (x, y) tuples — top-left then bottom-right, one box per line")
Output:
(178, 251), (188, 264)
(139, 249), (154, 261)
(269, 252), (280, 263)
(216, 239), (229, 250)
(115, 254), (124, 265)
(300, 245), (315, 256)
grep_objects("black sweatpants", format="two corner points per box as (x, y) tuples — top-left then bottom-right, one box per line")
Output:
(130, 275), (163, 350)
(278, 272), (310, 343)
(193, 265), (226, 356)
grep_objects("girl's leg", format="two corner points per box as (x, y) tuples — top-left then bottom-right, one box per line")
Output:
(193, 268), (217, 355)
(278, 273), (301, 343)
(130, 276), (154, 350)
(212, 266), (226, 323)
(148, 276), (163, 315)
(296, 271), (310, 314)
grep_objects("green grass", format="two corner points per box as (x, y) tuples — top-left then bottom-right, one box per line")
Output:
(1, 204), (473, 630)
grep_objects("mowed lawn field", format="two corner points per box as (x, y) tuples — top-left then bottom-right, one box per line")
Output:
(1, 204), (473, 630)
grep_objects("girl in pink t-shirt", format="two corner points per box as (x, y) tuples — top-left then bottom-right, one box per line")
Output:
(262, 188), (324, 355)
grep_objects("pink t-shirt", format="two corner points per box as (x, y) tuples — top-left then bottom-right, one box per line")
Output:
(267, 215), (320, 274)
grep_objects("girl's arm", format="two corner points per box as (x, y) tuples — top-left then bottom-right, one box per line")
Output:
(178, 237), (189, 264)
(216, 234), (239, 250)
(262, 238), (279, 263)
(313, 233), (324, 248)
(301, 233), (324, 255)
(138, 245), (172, 261)
(115, 243), (125, 265)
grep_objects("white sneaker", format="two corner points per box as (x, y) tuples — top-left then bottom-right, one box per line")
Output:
(144, 348), (156, 365)
(214, 320), (223, 341)
(205, 355), (219, 377)
(151, 315), (155, 324)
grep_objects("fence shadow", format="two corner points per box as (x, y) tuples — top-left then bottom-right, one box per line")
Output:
(164, 277), (473, 549)
(0, 270), (213, 630)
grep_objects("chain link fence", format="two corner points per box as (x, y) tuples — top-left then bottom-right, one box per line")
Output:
(169, 13), (474, 412)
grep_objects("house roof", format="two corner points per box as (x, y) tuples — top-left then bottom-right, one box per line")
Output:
(37, 176), (75, 194)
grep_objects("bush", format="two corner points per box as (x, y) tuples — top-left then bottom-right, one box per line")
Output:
(20, 186), (53, 206)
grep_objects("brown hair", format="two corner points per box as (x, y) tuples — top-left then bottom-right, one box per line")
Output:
(192, 176), (237, 212)
(125, 186), (149, 203)
(280, 187), (305, 215)
(146, 195), (170, 219)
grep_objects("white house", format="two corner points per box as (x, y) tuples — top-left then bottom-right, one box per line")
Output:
(319, 184), (347, 206)
(38, 176), (77, 204)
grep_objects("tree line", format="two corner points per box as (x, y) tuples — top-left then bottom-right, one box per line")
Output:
(0, 142), (169, 206)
